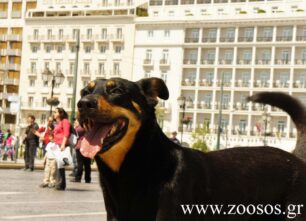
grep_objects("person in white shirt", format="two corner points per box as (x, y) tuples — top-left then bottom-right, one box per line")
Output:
(40, 133), (58, 188)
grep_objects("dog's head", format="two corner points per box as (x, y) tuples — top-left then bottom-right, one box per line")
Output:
(77, 77), (169, 171)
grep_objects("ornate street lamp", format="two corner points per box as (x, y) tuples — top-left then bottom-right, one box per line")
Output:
(177, 95), (186, 143)
(42, 68), (65, 115)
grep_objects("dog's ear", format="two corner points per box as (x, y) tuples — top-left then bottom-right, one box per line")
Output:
(136, 78), (169, 107)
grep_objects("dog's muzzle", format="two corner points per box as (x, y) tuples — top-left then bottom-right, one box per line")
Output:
(77, 97), (98, 113)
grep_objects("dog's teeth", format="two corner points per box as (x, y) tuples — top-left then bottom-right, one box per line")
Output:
(101, 138), (104, 145)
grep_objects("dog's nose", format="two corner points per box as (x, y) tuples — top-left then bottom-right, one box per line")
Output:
(77, 97), (98, 110)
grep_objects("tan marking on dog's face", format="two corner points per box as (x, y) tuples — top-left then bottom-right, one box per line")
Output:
(88, 81), (96, 90)
(96, 97), (141, 172)
(132, 101), (142, 115)
(106, 80), (116, 89)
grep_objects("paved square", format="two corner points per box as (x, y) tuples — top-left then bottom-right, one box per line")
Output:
(0, 169), (106, 221)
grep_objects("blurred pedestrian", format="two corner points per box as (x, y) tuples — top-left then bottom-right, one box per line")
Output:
(0, 127), (3, 160)
(40, 132), (58, 188)
(70, 120), (91, 183)
(169, 131), (180, 145)
(38, 116), (55, 156)
(53, 107), (72, 191)
(4, 130), (16, 161)
(24, 115), (40, 171)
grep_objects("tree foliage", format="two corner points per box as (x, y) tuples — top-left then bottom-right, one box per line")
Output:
(191, 125), (209, 152)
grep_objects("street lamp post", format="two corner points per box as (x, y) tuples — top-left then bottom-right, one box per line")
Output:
(177, 95), (186, 143)
(262, 107), (271, 146)
(42, 68), (65, 116)
(216, 72), (224, 150)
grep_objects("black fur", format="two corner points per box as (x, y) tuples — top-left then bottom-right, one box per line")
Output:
(79, 79), (306, 221)
(248, 92), (306, 163)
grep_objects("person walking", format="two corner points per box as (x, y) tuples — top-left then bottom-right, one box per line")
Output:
(70, 120), (91, 183)
(169, 131), (181, 145)
(53, 107), (71, 191)
(24, 115), (39, 171)
(38, 116), (54, 156)
(4, 130), (15, 161)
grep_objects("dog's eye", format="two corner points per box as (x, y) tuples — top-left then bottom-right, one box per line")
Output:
(110, 87), (124, 95)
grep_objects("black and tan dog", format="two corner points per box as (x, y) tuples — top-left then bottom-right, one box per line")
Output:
(248, 92), (306, 163)
(77, 78), (306, 221)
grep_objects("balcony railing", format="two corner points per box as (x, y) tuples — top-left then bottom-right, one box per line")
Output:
(235, 80), (250, 87)
(181, 79), (196, 86)
(238, 37), (253, 42)
(95, 70), (106, 77)
(202, 37), (217, 43)
(218, 59), (233, 65)
(295, 59), (306, 65)
(253, 80), (269, 88)
(197, 0), (211, 3)
(276, 36), (292, 41)
(159, 59), (170, 66)
(27, 69), (38, 76)
(199, 79), (213, 86)
(7, 49), (21, 56)
(201, 59), (215, 65)
(149, 0), (163, 5)
(274, 59), (290, 65)
(143, 59), (153, 66)
(255, 59), (271, 65)
(185, 38), (199, 43)
(3, 78), (19, 85)
(197, 102), (212, 109)
(183, 59), (197, 65)
(181, 0), (194, 4)
(80, 70), (91, 76)
(237, 59), (252, 65)
(296, 36), (306, 41)
(219, 37), (235, 42)
(294, 80), (306, 88)
(273, 80), (289, 88)
(110, 70), (121, 76)
(165, 0), (178, 4)
(0, 35), (5, 41)
(256, 36), (273, 42)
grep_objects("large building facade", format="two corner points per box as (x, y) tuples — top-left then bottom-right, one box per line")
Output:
(0, 0), (37, 132)
(15, 0), (306, 150)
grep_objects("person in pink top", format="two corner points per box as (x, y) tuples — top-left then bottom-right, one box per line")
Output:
(4, 130), (15, 161)
(53, 107), (71, 191)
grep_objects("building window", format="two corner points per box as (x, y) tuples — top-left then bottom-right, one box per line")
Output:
(153, 11), (158, 16)
(115, 45), (122, 53)
(102, 28), (107, 39)
(31, 45), (38, 53)
(84, 45), (92, 53)
(113, 63), (120, 75)
(70, 44), (76, 53)
(144, 71), (151, 78)
(83, 80), (88, 87)
(68, 79), (73, 88)
(164, 29), (170, 37)
(59, 29), (63, 39)
(57, 45), (63, 53)
(84, 63), (90, 74)
(45, 45), (52, 53)
(33, 29), (39, 40)
(162, 49), (169, 61)
(148, 30), (153, 38)
(69, 63), (75, 74)
(87, 28), (92, 39)
(30, 62), (36, 73)
(28, 96), (34, 107)
(98, 63), (105, 75)
(44, 62), (49, 70)
(161, 72), (167, 83)
(145, 49), (152, 60)
(100, 45), (107, 53)
(67, 98), (72, 108)
(168, 11), (174, 16)
(29, 79), (35, 87)
(41, 114), (46, 124)
(116, 28), (122, 39)
(42, 97), (47, 106)
(47, 29), (52, 40)
(73, 29), (78, 39)
(56, 62), (61, 72)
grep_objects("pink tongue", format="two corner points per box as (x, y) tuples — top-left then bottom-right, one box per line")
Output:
(80, 124), (112, 158)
